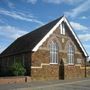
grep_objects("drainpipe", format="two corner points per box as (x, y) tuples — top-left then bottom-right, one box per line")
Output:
(85, 56), (89, 78)
(85, 57), (86, 78)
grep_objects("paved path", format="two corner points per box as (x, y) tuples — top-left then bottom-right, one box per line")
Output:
(0, 78), (90, 90)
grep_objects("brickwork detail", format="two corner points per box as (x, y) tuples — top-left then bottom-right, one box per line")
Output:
(31, 26), (87, 80)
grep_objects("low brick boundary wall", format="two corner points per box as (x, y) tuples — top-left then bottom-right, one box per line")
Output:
(0, 76), (31, 84)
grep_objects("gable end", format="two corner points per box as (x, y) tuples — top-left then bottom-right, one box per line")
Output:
(32, 16), (88, 57)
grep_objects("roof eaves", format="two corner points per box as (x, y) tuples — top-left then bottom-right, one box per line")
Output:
(64, 17), (88, 57)
(32, 16), (64, 52)
(32, 16), (88, 57)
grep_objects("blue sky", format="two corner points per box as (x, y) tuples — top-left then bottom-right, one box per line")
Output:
(0, 0), (90, 58)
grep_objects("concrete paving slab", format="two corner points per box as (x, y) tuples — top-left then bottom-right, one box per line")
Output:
(0, 78), (90, 90)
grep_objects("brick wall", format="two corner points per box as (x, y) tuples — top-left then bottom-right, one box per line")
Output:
(0, 76), (31, 84)
(31, 64), (59, 81)
(31, 26), (87, 81)
(0, 23), (88, 81)
(65, 65), (85, 79)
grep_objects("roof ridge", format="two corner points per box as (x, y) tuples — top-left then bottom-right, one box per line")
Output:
(18, 16), (63, 39)
(0, 16), (63, 57)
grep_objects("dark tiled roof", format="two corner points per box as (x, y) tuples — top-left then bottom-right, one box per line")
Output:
(0, 16), (62, 57)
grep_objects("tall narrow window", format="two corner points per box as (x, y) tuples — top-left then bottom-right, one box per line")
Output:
(62, 23), (65, 35)
(50, 41), (58, 64)
(67, 43), (74, 64)
(22, 54), (25, 66)
(60, 23), (65, 35)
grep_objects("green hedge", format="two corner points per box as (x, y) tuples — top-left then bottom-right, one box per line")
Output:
(10, 62), (26, 76)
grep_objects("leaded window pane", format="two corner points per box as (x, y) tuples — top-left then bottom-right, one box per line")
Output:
(67, 44), (74, 64)
(50, 41), (58, 63)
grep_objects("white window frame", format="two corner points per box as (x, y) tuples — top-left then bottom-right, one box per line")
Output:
(60, 23), (65, 35)
(60, 24), (63, 34)
(67, 44), (74, 65)
(50, 41), (58, 64)
(62, 23), (65, 35)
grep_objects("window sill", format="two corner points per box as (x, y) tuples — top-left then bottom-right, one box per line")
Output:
(50, 63), (58, 64)
(68, 63), (74, 65)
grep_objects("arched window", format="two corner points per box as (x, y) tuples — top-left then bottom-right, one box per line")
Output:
(50, 41), (59, 64)
(67, 43), (74, 64)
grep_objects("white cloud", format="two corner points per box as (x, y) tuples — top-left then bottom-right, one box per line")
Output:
(43, 0), (63, 4)
(43, 0), (83, 4)
(26, 0), (37, 4)
(0, 25), (28, 40)
(70, 21), (88, 31)
(24, 0), (83, 4)
(65, 0), (90, 18)
(81, 16), (87, 19)
(79, 34), (90, 41)
(0, 8), (44, 25)
(65, 0), (83, 4)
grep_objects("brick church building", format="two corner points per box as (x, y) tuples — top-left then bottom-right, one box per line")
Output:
(0, 16), (88, 80)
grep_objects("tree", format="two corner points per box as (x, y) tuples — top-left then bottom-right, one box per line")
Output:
(10, 62), (26, 76)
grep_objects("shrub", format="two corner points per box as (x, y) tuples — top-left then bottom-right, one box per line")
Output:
(10, 62), (26, 76)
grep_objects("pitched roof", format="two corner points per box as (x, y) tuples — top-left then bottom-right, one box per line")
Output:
(0, 16), (62, 57)
(0, 16), (88, 57)
(32, 16), (88, 57)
